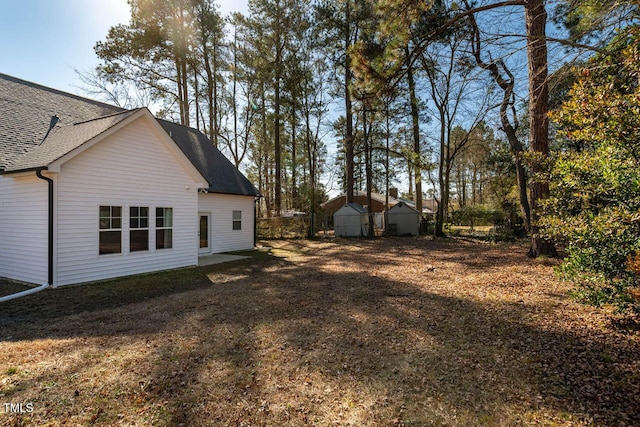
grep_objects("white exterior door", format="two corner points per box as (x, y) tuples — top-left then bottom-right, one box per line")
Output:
(199, 213), (210, 254)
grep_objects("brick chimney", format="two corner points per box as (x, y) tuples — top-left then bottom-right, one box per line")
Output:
(389, 187), (398, 200)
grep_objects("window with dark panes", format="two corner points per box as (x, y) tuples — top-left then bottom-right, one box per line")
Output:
(99, 206), (122, 255)
(130, 206), (149, 252)
(232, 210), (242, 230)
(156, 207), (173, 249)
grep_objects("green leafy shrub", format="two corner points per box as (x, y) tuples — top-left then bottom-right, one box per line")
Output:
(543, 26), (640, 314)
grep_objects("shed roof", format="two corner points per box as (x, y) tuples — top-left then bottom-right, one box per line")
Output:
(321, 191), (398, 208)
(336, 202), (368, 214)
(388, 201), (421, 214)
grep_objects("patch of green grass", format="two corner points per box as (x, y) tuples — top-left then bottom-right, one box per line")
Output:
(0, 253), (277, 322)
(6, 367), (18, 375)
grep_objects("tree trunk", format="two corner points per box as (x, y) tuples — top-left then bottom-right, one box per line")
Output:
(525, 0), (557, 257)
(345, 0), (355, 203)
(180, 58), (190, 127)
(232, 29), (239, 165)
(291, 112), (297, 209)
(194, 65), (200, 132)
(436, 111), (446, 237)
(385, 102), (390, 234)
(468, 7), (532, 231)
(203, 45), (215, 144)
(364, 105), (374, 238)
(274, 45), (282, 217)
(211, 41), (218, 146)
(406, 47), (422, 212)
(305, 108), (315, 239)
(261, 85), (272, 218)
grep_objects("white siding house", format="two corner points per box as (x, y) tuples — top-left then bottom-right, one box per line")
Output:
(54, 116), (203, 286)
(387, 201), (421, 236)
(198, 193), (256, 254)
(334, 203), (368, 237)
(0, 73), (259, 288)
(0, 173), (49, 284)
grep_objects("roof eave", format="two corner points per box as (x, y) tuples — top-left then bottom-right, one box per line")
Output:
(0, 166), (48, 175)
(201, 188), (260, 197)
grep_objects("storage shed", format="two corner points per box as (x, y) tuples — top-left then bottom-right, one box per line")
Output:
(387, 202), (421, 236)
(334, 203), (368, 237)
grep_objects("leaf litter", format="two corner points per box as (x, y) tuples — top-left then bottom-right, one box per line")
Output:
(0, 237), (638, 426)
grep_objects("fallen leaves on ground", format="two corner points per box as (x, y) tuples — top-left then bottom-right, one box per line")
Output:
(0, 237), (638, 426)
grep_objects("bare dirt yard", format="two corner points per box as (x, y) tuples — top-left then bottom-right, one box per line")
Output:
(1, 238), (639, 426)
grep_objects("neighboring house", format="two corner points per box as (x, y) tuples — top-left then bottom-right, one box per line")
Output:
(397, 197), (437, 215)
(0, 73), (259, 287)
(321, 191), (398, 218)
(334, 203), (368, 237)
(387, 202), (421, 236)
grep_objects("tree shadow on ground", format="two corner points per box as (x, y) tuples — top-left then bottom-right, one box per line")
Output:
(1, 240), (638, 425)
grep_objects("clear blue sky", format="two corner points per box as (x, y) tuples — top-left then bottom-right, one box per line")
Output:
(0, 0), (248, 93)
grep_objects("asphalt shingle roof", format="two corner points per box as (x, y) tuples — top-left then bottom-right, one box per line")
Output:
(0, 73), (258, 196)
(4, 109), (139, 172)
(158, 120), (258, 196)
(0, 73), (124, 170)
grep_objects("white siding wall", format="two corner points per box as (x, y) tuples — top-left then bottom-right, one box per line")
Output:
(198, 193), (255, 253)
(0, 173), (49, 284)
(388, 204), (420, 236)
(334, 206), (368, 237)
(55, 117), (200, 286)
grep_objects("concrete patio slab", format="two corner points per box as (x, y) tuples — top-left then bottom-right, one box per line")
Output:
(198, 253), (249, 266)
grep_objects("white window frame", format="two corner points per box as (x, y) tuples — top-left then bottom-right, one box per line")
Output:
(232, 210), (242, 231)
(99, 205), (122, 255)
(156, 207), (173, 250)
(130, 206), (149, 252)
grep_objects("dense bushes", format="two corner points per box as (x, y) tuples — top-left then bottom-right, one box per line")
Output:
(542, 26), (640, 314)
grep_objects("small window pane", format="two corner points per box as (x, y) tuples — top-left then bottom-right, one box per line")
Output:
(99, 231), (121, 255)
(112, 217), (121, 229)
(156, 207), (173, 227)
(156, 207), (164, 227)
(140, 218), (148, 228)
(130, 230), (149, 252)
(99, 218), (110, 230)
(156, 229), (173, 250)
(140, 207), (148, 217)
(233, 210), (242, 220)
(131, 218), (139, 229)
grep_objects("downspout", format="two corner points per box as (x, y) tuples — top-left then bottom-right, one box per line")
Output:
(36, 168), (54, 287)
(36, 169), (53, 286)
(0, 169), (53, 303)
(254, 197), (258, 248)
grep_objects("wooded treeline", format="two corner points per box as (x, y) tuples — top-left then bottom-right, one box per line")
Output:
(87, 0), (639, 296)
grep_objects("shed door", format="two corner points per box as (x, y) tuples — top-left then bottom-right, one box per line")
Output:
(199, 213), (210, 254)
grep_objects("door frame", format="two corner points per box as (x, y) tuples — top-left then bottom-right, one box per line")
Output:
(198, 212), (210, 254)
